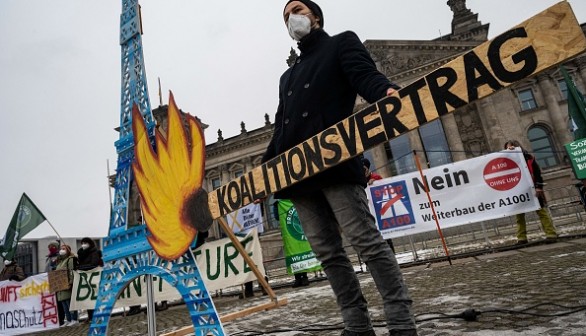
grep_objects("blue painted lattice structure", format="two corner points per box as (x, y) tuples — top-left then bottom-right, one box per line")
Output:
(88, 1), (224, 335)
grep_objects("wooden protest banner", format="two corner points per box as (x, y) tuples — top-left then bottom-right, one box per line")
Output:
(48, 269), (70, 293)
(208, 1), (586, 219)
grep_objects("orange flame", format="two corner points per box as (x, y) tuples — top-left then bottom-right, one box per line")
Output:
(132, 92), (206, 260)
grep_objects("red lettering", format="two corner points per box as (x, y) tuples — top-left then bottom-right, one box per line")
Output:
(41, 293), (58, 327)
(0, 285), (21, 302)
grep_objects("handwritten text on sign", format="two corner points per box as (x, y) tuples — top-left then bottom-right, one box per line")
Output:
(0, 274), (59, 335)
(208, 2), (586, 218)
(71, 230), (264, 310)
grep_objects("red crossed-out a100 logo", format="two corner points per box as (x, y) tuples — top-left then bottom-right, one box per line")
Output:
(483, 157), (522, 191)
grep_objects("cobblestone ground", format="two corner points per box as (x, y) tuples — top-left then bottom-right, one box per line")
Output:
(30, 237), (586, 335)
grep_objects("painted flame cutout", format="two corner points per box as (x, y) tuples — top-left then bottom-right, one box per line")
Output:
(132, 92), (205, 260)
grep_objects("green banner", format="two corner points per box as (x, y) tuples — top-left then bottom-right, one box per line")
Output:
(277, 200), (321, 275)
(565, 139), (586, 179)
(0, 193), (47, 260)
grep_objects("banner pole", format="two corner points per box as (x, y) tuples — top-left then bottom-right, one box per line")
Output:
(45, 219), (64, 243)
(217, 217), (278, 301)
(412, 151), (452, 265)
(146, 274), (157, 336)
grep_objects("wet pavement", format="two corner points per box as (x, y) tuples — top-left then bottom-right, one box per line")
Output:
(30, 236), (586, 335)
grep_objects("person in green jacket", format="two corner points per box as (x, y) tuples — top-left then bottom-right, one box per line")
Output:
(56, 244), (79, 327)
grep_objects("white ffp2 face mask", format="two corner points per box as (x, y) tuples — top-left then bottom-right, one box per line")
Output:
(288, 14), (311, 41)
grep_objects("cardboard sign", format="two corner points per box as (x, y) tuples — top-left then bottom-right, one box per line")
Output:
(47, 269), (69, 293)
(208, 2), (586, 219)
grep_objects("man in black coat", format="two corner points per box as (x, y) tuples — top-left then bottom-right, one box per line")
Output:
(261, 2), (416, 335)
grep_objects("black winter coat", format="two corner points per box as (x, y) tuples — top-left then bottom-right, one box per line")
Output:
(262, 29), (398, 198)
(77, 247), (103, 271)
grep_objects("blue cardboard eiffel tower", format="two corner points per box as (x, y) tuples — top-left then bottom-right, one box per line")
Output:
(88, 1), (224, 335)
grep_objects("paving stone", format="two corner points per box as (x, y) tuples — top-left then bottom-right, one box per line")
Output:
(27, 238), (586, 336)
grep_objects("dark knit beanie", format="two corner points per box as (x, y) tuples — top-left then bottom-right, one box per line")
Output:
(284, 0), (324, 28)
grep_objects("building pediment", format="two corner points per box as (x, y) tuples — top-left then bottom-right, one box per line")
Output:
(365, 40), (482, 83)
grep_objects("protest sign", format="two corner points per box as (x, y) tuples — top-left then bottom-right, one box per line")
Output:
(277, 200), (321, 275)
(226, 203), (264, 234)
(192, 229), (264, 292)
(0, 274), (59, 335)
(71, 230), (264, 309)
(565, 138), (586, 180)
(366, 151), (539, 239)
(70, 267), (180, 311)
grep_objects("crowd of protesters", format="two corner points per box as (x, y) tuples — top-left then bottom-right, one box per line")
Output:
(1, 238), (104, 327)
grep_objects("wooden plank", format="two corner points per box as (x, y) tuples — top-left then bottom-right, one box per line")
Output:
(216, 217), (279, 301)
(160, 298), (288, 336)
(207, 1), (586, 219)
(219, 298), (288, 322)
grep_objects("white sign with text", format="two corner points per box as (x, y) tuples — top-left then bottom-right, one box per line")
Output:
(366, 151), (540, 239)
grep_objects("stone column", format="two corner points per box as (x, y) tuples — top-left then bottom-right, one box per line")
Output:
(219, 164), (229, 184)
(441, 114), (467, 162)
(476, 93), (521, 151)
(370, 143), (391, 177)
(537, 74), (572, 148)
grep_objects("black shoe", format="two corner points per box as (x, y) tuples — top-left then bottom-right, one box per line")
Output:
(155, 301), (168, 311)
(300, 276), (310, 286)
(515, 240), (528, 245)
(127, 306), (141, 316)
(239, 291), (254, 299)
(340, 330), (376, 336)
(389, 329), (418, 336)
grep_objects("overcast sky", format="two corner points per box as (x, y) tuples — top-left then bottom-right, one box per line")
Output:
(1, 0), (585, 240)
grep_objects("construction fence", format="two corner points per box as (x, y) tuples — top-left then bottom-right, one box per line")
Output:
(257, 183), (586, 282)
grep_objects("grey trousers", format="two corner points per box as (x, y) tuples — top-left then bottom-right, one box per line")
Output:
(291, 183), (415, 332)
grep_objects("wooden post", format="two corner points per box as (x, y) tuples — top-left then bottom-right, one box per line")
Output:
(216, 218), (278, 301)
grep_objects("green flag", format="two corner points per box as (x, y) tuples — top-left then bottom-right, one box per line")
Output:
(561, 66), (586, 140)
(277, 200), (321, 275)
(0, 193), (47, 260)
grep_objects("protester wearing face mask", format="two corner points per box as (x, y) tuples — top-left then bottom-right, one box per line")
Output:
(77, 238), (103, 271)
(259, 2), (416, 335)
(45, 241), (61, 272)
(45, 241), (65, 326)
(0, 258), (26, 281)
(56, 245), (79, 327)
(77, 237), (104, 322)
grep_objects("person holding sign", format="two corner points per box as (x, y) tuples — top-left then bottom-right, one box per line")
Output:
(362, 158), (396, 254)
(56, 244), (79, 327)
(504, 140), (558, 244)
(261, 1), (416, 335)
